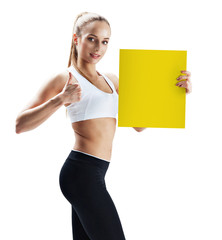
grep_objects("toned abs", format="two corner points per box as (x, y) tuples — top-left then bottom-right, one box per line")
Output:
(72, 117), (117, 161)
(60, 71), (118, 162)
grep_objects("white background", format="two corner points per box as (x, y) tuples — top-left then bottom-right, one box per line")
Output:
(1, 0), (222, 239)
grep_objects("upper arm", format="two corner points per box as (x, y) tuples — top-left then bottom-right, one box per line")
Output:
(105, 72), (119, 94)
(19, 70), (68, 113)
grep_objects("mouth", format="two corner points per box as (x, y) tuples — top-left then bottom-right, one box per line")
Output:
(90, 53), (101, 59)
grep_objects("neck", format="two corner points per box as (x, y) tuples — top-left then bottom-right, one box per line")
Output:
(74, 58), (100, 80)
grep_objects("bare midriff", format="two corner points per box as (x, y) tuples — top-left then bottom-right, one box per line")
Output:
(71, 117), (117, 162)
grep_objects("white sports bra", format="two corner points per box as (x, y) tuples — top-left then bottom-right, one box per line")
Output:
(66, 65), (118, 123)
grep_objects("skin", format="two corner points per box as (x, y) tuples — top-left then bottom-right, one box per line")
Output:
(68, 21), (117, 161)
(15, 20), (192, 162)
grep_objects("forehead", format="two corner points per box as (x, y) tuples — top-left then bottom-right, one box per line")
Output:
(81, 21), (111, 38)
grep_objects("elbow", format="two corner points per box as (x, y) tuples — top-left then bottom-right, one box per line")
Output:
(133, 127), (146, 132)
(16, 126), (22, 134)
(15, 116), (24, 134)
(15, 119), (22, 134)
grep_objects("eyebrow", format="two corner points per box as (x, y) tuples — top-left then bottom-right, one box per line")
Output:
(88, 34), (110, 39)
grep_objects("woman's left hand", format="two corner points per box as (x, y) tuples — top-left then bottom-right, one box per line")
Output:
(176, 70), (192, 94)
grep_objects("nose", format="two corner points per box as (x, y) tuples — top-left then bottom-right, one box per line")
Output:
(94, 41), (102, 52)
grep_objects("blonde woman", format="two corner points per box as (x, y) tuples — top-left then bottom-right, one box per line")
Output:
(15, 12), (192, 240)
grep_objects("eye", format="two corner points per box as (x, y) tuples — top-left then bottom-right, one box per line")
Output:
(88, 37), (108, 45)
(88, 37), (94, 42)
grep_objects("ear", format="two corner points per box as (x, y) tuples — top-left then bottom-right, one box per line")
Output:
(73, 33), (78, 45)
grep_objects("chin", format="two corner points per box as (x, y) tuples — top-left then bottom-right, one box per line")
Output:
(89, 57), (102, 63)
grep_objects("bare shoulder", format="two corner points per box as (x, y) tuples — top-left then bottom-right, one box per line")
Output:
(38, 68), (69, 93)
(54, 69), (69, 93)
(44, 67), (80, 93)
(39, 68), (72, 100)
(104, 72), (119, 93)
(19, 68), (69, 113)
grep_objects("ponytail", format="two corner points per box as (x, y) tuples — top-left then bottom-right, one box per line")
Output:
(66, 12), (111, 119)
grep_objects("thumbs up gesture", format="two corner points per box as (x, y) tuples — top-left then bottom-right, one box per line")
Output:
(62, 71), (82, 106)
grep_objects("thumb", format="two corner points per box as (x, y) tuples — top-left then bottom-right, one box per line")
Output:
(67, 72), (73, 85)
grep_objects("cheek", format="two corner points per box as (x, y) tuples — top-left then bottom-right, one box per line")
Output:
(82, 41), (91, 51)
(102, 46), (108, 54)
(78, 44), (90, 57)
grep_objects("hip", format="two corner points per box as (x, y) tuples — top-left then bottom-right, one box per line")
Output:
(59, 150), (110, 198)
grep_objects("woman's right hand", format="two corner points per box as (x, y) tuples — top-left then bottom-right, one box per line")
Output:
(61, 72), (82, 106)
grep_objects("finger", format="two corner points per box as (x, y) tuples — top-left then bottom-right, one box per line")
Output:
(73, 82), (80, 89)
(181, 70), (191, 77)
(177, 75), (189, 81)
(176, 80), (187, 88)
(177, 75), (191, 83)
(67, 72), (73, 85)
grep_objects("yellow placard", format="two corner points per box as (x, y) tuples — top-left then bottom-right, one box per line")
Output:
(118, 49), (187, 128)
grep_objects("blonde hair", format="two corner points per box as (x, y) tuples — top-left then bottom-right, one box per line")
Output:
(68, 11), (111, 68)
(66, 12), (111, 118)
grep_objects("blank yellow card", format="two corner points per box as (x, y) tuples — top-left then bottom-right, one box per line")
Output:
(118, 49), (187, 128)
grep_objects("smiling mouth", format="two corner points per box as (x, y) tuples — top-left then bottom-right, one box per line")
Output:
(90, 53), (101, 58)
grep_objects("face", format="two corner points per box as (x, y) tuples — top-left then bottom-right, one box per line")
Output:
(74, 20), (111, 63)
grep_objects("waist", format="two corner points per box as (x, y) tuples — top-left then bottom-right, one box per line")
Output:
(72, 118), (116, 161)
(72, 149), (110, 162)
(68, 150), (110, 171)
(72, 143), (112, 161)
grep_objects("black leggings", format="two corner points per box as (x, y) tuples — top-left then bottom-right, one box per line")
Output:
(59, 150), (126, 240)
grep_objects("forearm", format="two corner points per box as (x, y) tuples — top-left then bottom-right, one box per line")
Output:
(16, 93), (64, 134)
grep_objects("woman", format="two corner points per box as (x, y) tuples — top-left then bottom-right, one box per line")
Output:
(15, 12), (192, 240)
